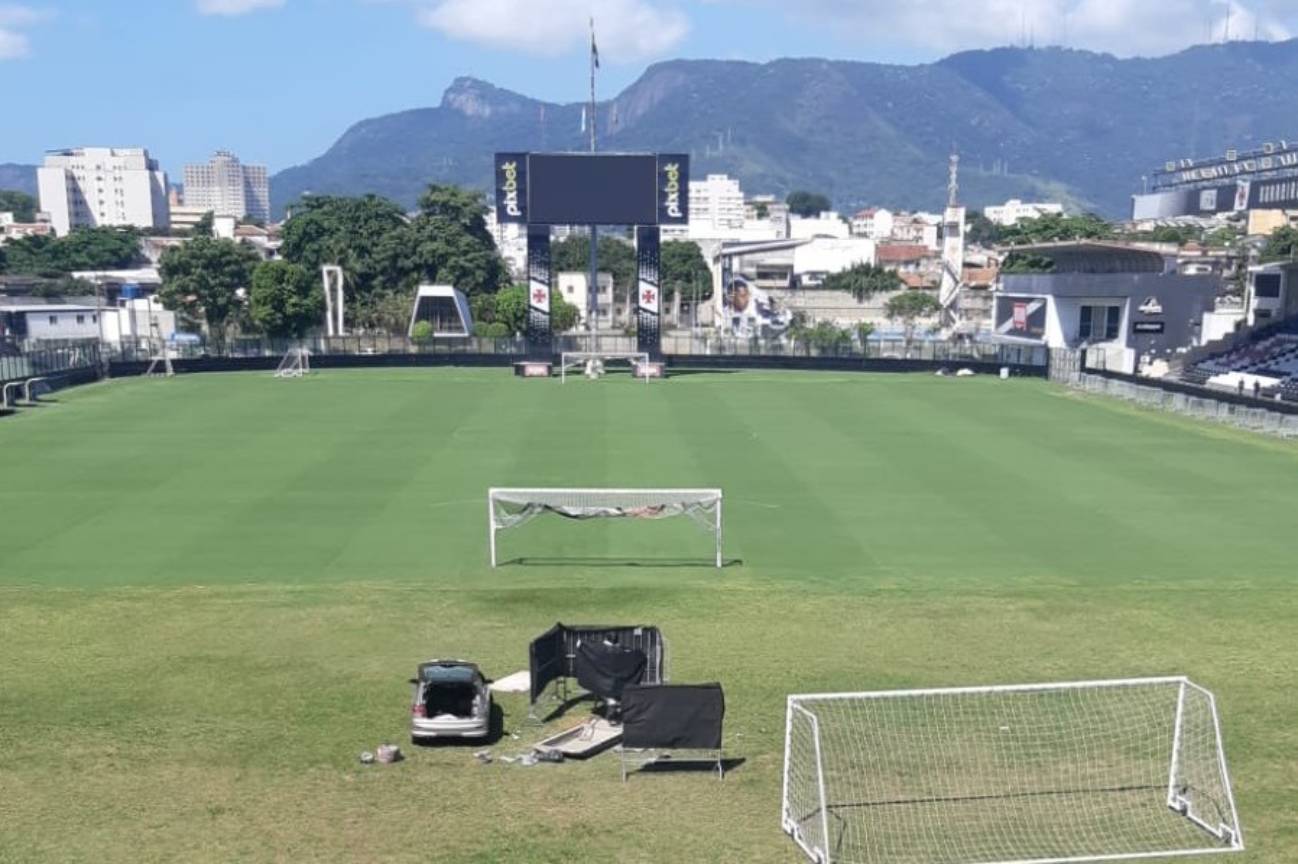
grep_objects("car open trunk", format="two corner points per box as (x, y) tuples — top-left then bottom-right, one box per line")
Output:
(424, 681), (479, 718)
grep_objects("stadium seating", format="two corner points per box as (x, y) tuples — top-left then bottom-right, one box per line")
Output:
(1187, 319), (1298, 400)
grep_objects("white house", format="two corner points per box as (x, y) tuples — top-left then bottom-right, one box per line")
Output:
(984, 199), (1064, 227)
(789, 212), (850, 240)
(850, 208), (894, 240)
(556, 271), (617, 330)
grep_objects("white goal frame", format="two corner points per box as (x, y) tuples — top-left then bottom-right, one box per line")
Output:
(560, 351), (652, 384)
(782, 676), (1244, 864)
(487, 487), (723, 567)
(274, 347), (311, 379)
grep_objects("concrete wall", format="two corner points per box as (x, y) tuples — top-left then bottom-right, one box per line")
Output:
(770, 288), (941, 331)
(25, 309), (100, 341)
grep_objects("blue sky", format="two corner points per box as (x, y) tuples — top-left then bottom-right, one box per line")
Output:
(3, 0), (1297, 177)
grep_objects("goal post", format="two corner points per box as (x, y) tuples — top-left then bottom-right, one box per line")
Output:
(782, 677), (1244, 864)
(487, 487), (723, 567)
(274, 347), (310, 379)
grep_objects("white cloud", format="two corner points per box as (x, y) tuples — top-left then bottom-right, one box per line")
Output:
(778, 0), (1295, 57)
(416, 0), (689, 61)
(0, 27), (28, 59)
(196, 0), (285, 16)
(0, 4), (45, 60)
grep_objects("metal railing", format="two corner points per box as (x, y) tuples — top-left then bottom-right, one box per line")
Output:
(1069, 372), (1298, 438)
(0, 339), (102, 386)
(98, 333), (1049, 368)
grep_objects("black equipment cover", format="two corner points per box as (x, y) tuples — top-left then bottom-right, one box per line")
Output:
(574, 640), (647, 700)
(621, 683), (725, 750)
(528, 623), (665, 704)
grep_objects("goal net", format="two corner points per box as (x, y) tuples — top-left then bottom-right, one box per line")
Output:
(488, 487), (723, 567)
(783, 677), (1243, 864)
(274, 347), (310, 379)
(560, 352), (651, 383)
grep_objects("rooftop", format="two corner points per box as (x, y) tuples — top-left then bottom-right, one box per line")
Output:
(997, 241), (1168, 275)
(877, 243), (932, 264)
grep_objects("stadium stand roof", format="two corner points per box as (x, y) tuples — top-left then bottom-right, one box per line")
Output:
(999, 241), (1168, 275)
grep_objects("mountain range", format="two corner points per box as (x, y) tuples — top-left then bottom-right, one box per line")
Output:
(270, 40), (1298, 219)
(0, 164), (37, 199)
(7, 41), (1298, 222)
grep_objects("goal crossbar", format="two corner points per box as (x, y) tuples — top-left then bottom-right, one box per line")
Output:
(559, 352), (652, 383)
(274, 347), (310, 379)
(488, 487), (723, 567)
(782, 677), (1244, 864)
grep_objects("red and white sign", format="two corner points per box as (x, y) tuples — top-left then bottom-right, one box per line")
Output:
(638, 284), (659, 314)
(1013, 303), (1028, 331)
(529, 281), (550, 313)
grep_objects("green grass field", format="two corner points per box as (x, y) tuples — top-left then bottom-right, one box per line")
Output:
(1, 368), (1295, 863)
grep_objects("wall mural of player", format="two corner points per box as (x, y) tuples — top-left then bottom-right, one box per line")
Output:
(723, 275), (792, 338)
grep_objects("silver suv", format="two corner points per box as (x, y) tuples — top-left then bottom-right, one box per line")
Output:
(409, 660), (492, 742)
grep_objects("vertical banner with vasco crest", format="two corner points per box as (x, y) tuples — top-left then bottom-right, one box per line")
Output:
(526, 225), (551, 358)
(636, 225), (662, 358)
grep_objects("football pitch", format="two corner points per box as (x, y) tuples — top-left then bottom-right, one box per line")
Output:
(1, 368), (1295, 863)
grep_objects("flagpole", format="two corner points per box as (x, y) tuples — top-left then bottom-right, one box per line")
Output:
(589, 17), (597, 154)
(587, 16), (599, 338)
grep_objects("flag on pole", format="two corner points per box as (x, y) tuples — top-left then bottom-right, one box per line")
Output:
(590, 17), (600, 69)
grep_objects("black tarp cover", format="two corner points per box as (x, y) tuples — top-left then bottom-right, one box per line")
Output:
(621, 683), (725, 750)
(528, 623), (665, 704)
(529, 624), (567, 703)
(573, 641), (647, 700)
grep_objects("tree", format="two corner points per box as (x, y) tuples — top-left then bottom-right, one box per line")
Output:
(491, 285), (530, 336)
(1260, 225), (1298, 262)
(158, 237), (260, 350)
(410, 320), (435, 344)
(1204, 225), (1242, 248)
(786, 191), (832, 217)
(0, 190), (37, 222)
(351, 290), (414, 334)
(470, 292), (498, 326)
(856, 321), (875, 345)
(884, 291), (941, 356)
(551, 288), (580, 333)
(965, 211), (1002, 246)
(823, 263), (903, 300)
(475, 284), (578, 336)
(249, 260), (323, 338)
(280, 194), (410, 298)
(191, 212), (215, 238)
(807, 320), (853, 355)
(1134, 224), (1200, 245)
(1000, 252), (1057, 274)
(754, 202), (770, 219)
(998, 213), (1113, 246)
(2, 226), (142, 275)
(661, 240), (713, 302)
(388, 184), (509, 297)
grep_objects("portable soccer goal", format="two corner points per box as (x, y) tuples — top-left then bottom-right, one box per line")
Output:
(782, 677), (1243, 864)
(144, 347), (175, 377)
(560, 352), (651, 383)
(274, 347), (310, 379)
(487, 487), (723, 567)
